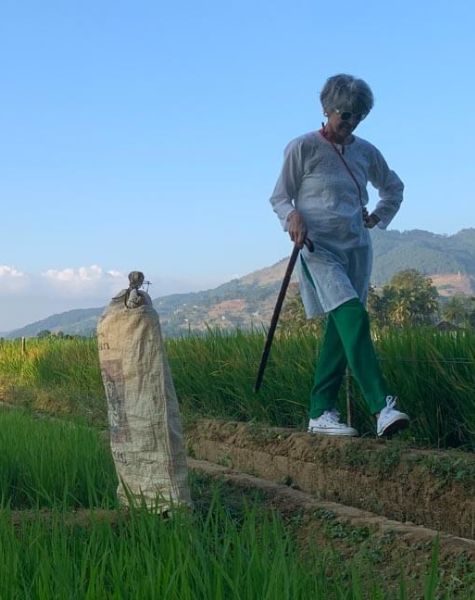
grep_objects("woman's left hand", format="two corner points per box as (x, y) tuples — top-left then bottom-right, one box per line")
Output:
(362, 208), (380, 229)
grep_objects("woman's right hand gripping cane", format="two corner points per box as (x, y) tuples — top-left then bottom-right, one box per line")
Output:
(287, 210), (307, 248)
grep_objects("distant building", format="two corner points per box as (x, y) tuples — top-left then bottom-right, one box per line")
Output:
(435, 321), (460, 332)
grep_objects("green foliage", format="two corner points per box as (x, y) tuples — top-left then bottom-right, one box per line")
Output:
(167, 328), (315, 428)
(170, 328), (475, 449)
(0, 328), (474, 448)
(0, 442), (466, 600)
(281, 269), (443, 332)
(441, 294), (475, 328)
(0, 486), (451, 600)
(418, 454), (475, 488)
(36, 329), (52, 339)
(367, 286), (392, 330)
(373, 328), (475, 449)
(0, 337), (106, 422)
(369, 227), (475, 286)
(368, 269), (439, 328)
(0, 410), (117, 509)
(0, 412), (471, 597)
(278, 284), (324, 336)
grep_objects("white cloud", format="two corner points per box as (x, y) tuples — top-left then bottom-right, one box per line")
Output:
(0, 264), (231, 332)
(41, 265), (126, 295)
(0, 265), (29, 293)
(0, 265), (25, 278)
(0, 265), (128, 331)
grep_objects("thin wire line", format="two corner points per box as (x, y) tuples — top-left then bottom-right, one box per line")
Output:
(378, 357), (475, 364)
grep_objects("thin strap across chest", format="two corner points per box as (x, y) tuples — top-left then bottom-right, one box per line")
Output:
(319, 128), (363, 208)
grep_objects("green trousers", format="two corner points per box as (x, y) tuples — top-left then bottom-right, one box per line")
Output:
(310, 298), (389, 418)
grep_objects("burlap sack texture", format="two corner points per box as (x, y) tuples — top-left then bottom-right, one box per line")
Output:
(97, 285), (191, 511)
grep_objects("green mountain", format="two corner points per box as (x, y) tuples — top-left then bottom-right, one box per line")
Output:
(370, 228), (475, 285)
(5, 228), (475, 339)
(3, 308), (104, 340)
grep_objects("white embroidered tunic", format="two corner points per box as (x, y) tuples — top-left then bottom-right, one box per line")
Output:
(270, 131), (403, 316)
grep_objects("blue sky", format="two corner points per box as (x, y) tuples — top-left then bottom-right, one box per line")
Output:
(1, 0), (474, 330)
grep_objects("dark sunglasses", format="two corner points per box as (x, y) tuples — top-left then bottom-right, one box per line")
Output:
(335, 108), (367, 122)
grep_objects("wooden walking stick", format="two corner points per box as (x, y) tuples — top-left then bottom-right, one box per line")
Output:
(254, 239), (314, 392)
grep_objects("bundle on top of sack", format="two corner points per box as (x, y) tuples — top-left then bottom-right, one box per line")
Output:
(97, 271), (191, 512)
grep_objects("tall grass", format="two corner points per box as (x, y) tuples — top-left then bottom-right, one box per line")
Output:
(0, 410), (117, 509)
(0, 488), (457, 599)
(168, 328), (316, 428)
(0, 328), (474, 448)
(0, 411), (470, 598)
(0, 336), (104, 420)
(168, 328), (475, 448)
(376, 328), (475, 448)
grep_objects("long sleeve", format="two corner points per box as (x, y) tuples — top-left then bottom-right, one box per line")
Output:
(269, 139), (304, 231)
(368, 148), (404, 229)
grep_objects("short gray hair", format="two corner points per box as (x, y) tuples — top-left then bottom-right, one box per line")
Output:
(320, 74), (374, 117)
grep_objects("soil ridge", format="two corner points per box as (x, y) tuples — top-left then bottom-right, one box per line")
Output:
(186, 419), (475, 540)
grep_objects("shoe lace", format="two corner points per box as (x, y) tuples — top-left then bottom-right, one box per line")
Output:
(385, 395), (397, 410)
(323, 409), (341, 424)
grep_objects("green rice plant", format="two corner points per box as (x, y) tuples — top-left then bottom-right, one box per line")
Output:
(376, 328), (475, 448)
(167, 328), (317, 429)
(0, 327), (474, 448)
(0, 410), (117, 509)
(168, 327), (475, 448)
(0, 487), (460, 599)
(424, 539), (440, 600)
(0, 337), (106, 422)
(0, 412), (469, 599)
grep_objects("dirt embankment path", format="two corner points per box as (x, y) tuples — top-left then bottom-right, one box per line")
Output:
(186, 419), (475, 540)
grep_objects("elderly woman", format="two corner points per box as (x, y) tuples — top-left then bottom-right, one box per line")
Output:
(270, 74), (409, 437)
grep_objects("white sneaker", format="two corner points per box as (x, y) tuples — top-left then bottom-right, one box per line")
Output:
(377, 396), (409, 437)
(308, 410), (358, 437)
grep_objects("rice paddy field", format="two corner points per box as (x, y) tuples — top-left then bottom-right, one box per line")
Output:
(0, 329), (474, 597)
(0, 409), (471, 599)
(0, 328), (474, 448)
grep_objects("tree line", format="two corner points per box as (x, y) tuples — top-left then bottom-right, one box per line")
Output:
(279, 269), (475, 333)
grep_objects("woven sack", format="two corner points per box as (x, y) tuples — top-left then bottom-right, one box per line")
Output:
(97, 288), (191, 511)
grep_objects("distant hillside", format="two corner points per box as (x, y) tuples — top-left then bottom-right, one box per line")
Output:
(4, 308), (104, 339)
(5, 227), (475, 339)
(370, 228), (475, 289)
